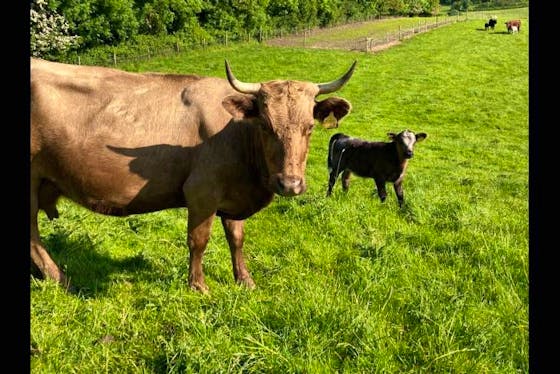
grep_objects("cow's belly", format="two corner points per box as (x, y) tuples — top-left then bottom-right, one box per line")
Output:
(35, 147), (188, 216)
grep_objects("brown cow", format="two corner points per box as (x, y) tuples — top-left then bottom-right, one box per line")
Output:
(31, 58), (356, 293)
(505, 19), (521, 33)
(326, 130), (427, 207)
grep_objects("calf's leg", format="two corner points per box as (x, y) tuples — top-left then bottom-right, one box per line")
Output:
(221, 217), (255, 289)
(341, 170), (352, 191)
(326, 169), (340, 196)
(374, 178), (387, 202)
(393, 179), (405, 208)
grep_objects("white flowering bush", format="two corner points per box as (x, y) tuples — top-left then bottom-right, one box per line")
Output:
(30, 0), (80, 57)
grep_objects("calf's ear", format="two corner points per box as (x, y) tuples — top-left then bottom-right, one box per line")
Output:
(415, 133), (427, 142)
(314, 97), (352, 128)
(222, 94), (258, 119)
(387, 133), (397, 140)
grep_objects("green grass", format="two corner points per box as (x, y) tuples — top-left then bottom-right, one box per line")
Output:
(31, 14), (528, 373)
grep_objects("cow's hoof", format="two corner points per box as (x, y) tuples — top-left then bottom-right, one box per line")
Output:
(189, 281), (210, 294)
(237, 277), (256, 290)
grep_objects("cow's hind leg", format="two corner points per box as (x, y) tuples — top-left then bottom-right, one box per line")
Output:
(30, 176), (69, 289)
(221, 217), (255, 289)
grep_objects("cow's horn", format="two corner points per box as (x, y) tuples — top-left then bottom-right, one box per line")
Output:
(317, 60), (357, 95)
(225, 60), (261, 94)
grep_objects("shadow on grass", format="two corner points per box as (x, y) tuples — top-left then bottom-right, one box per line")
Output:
(476, 28), (514, 35)
(36, 231), (154, 298)
(398, 202), (421, 224)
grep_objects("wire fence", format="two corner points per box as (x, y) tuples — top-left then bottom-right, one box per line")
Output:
(66, 10), (525, 67)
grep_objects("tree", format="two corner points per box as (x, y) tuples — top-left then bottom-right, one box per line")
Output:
(53, 0), (139, 48)
(30, 0), (79, 57)
(137, 0), (204, 35)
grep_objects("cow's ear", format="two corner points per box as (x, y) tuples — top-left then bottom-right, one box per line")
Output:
(314, 97), (352, 129)
(387, 132), (397, 140)
(415, 133), (427, 142)
(222, 94), (258, 119)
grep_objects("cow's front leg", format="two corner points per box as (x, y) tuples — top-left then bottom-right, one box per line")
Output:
(187, 212), (216, 293)
(221, 217), (255, 289)
(374, 178), (387, 202)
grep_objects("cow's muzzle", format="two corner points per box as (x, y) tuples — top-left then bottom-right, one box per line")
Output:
(404, 151), (414, 159)
(272, 175), (306, 197)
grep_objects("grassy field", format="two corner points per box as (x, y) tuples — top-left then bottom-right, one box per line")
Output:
(30, 12), (529, 373)
(265, 8), (528, 50)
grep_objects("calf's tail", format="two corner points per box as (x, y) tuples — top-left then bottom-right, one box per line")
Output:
(328, 133), (348, 172)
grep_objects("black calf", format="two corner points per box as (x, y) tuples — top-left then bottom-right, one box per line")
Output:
(326, 130), (427, 207)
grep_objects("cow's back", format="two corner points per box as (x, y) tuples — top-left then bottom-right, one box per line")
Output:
(31, 58), (229, 148)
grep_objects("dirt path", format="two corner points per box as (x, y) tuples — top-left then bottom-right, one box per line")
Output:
(264, 20), (404, 53)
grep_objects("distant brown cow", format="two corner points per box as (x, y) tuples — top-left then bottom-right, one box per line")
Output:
(326, 130), (427, 207)
(31, 58), (356, 293)
(505, 19), (521, 33)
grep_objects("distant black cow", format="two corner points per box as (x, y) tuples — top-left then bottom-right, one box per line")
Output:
(326, 130), (427, 207)
(485, 17), (498, 31)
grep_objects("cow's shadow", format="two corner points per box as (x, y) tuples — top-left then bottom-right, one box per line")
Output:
(36, 230), (153, 298)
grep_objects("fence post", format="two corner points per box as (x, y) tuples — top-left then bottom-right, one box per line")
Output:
(225, 31), (228, 46)
(399, 26), (401, 40)
(78, 56), (81, 65)
(113, 50), (117, 66)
